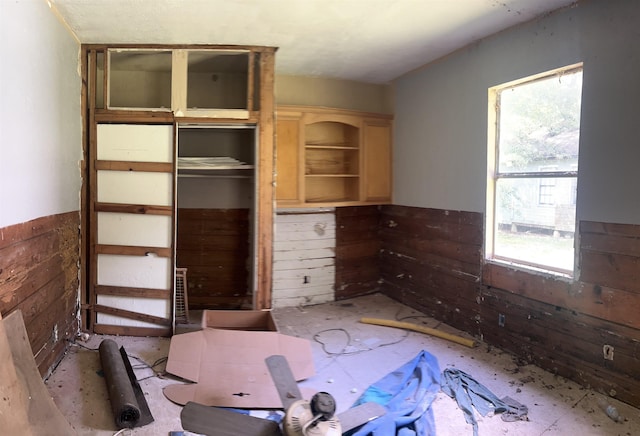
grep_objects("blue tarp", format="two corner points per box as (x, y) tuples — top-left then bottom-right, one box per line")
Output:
(348, 350), (441, 436)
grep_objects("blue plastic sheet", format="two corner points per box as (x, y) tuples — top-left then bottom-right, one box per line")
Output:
(349, 350), (441, 436)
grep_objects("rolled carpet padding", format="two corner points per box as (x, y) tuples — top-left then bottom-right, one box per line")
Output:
(99, 339), (153, 429)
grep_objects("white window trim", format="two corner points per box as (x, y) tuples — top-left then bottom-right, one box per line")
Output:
(485, 63), (582, 278)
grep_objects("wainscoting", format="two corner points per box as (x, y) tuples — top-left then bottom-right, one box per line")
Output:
(377, 204), (640, 408)
(176, 208), (250, 309)
(0, 212), (80, 377)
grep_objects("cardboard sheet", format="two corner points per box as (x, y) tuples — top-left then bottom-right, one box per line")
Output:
(0, 311), (76, 435)
(164, 311), (315, 408)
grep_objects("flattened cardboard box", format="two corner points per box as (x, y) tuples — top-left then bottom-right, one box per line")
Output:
(164, 310), (315, 408)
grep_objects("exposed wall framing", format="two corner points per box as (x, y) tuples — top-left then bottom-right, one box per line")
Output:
(81, 44), (277, 334)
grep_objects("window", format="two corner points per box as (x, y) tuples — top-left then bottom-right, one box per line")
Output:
(538, 166), (557, 205)
(486, 65), (583, 275)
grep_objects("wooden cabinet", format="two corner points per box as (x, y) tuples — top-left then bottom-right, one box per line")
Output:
(276, 106), (392, 207)
(275, 113), (303, 204)
(363, 119), (393, 202)
(83, 44), (276, 336)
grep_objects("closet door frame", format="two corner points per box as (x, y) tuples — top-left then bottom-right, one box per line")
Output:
(175, 122), (259, 309)
(88, 122), (176, 336)
(81, 45), (276, 334)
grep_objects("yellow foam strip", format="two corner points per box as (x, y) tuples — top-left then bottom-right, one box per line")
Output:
(360, 317), (476, 348)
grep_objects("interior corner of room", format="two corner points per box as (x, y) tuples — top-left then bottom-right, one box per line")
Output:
(1, 0), (639, 434)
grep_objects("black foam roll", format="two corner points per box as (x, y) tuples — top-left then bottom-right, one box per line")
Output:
(99, 339), (141, 429)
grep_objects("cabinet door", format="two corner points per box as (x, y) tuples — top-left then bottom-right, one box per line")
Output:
(90, 124), (174, 336)
(363, 120), (392, 203)
(276, 115), (303, 205)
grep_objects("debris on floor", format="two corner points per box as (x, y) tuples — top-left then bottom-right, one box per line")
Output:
(441, 367), (529, 436)
(43, 293), (640, 435)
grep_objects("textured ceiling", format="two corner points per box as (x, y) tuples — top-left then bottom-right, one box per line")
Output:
(50, 0), (577, 84)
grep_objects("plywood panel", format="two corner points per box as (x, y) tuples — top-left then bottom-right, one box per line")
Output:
(97, 212), (172, 247)
(97, 171), (173, 205)
(97, 124), (173, 162)
(97, 254), (171, 289)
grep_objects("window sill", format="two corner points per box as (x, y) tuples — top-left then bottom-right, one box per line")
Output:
(482, 260), (575, 307)
(487, 257), (573, 280)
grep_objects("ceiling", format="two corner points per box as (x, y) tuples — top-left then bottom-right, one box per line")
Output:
(51, 0), (577, 84)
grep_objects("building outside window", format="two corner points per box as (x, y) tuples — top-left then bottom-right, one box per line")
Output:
(486, 65), (583, 275)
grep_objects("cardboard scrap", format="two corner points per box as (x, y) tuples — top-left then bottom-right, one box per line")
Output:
(201, 309), (278, 331)
(164, 310), (315, 408)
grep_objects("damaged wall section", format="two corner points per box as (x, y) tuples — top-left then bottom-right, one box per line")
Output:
(0, 213), (81, 377)
(378, 204), (640, 409)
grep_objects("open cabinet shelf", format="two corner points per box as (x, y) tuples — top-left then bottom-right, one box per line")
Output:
(303, 120), (360, 202)
(276, 105), (393, 207)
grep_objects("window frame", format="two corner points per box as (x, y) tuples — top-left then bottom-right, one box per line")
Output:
(485, 63), (583, 278)
(538, 165), (558, 206)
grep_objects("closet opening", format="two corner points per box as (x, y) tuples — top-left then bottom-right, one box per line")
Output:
(176, 124), (258, 311)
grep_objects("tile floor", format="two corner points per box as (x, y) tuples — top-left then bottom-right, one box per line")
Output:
(46, 293), (640, 435)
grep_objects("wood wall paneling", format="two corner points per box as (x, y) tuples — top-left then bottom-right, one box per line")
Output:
(335, 206), (382, 300)
(377, 204), (640, 409)
(272, 210), (336, 308)
(0, 212), (80, 377)
(176, 208), (251, 309)
(378, 205), (483, 335)
(579, 220), (640, 295)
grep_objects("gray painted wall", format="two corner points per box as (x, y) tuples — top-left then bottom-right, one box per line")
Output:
(393, 0), (640, 225)
(0, 0), (82, 228)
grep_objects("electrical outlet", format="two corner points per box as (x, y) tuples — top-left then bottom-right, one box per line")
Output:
(603, 344), (614, 360)
(498, 313), (505, 327)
